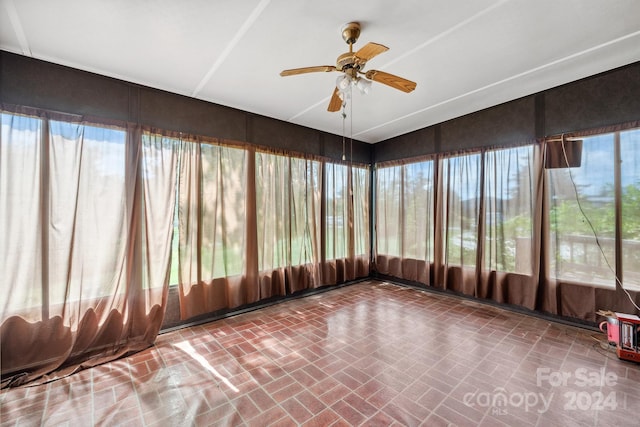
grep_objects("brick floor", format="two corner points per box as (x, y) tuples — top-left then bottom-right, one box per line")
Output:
(2, 280), (638, 426)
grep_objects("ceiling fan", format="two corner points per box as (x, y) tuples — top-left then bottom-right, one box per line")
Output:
(280, 22), (417, 112)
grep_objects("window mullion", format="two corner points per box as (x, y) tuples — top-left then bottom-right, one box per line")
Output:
(614, 132), (623, 286)
(41, 118), (50, 321)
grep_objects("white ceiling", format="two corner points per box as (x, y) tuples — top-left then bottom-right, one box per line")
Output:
(2, 0), (640, 143)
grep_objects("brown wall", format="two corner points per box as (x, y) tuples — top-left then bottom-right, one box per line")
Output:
(0, 50), (371, 163)
(4, 50), (637, 165)
(374, 61), (640, 162)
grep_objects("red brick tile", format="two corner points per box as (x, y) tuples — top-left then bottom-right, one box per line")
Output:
(354, 378), (386, 401)
(263, 374), (296, 395)
(318, 383), (351, 406)
(417, 387), (447, 410)
(441, 395), (486, 423)
(194, 401), (236, 426)
(423, 412), (452, 427)
(308, 376), (340, 397)
(248, 387), (277, 411)
(364, 410), (397, 427)
(332, 369), (362, 390)
(434, 402), (478, 426)
(281, 396), (314, 424)
(381, 402), (421, 425)
(294, 390), (326, 415)
(301, 408), (340, 427)
(366, 385), (399, 409)
(271, 380), (304, 403)
(391, 394), (432, 421)
(290, 368), (318, 388)
(343, 392), (378, 418)
(230, 394), (261, 421)
(331, 399), (367, 425)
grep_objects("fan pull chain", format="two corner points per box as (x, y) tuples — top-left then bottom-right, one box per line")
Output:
(349, 85), (353, 165)
(341, 99), (347, 161)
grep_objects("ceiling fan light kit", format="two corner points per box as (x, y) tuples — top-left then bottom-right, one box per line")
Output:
(280, 22), (416, 112)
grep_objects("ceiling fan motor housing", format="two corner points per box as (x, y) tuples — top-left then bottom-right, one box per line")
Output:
(341, 22), (361, 45)
(336, 52), (361, 74)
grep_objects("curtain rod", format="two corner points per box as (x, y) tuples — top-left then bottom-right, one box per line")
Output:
(544, 135), (583, 143)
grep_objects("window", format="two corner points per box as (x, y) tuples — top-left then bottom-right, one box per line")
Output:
(376, 161), (434, 262)
(620, 128), (640, 289)
(1, 112), (44, 317)
(376, 165), (402, 257)
(547, 134), (616, 286)
(200, 144), (247, 279)
(325, 163), (349, 260)
(0, 112), (129, 318)
(441, 153), (481, 267)
(48, 121), (128, 305)
(352, 165), (370, 257)
(483, 145), (536, 274)
(290, 157), (321, 266)
(141, 133), (180, 289)
(403, 161), (434, 262)
(256, 153), (320, 271)
(175, 141), (247, 285)
(327, 163), (371, 260)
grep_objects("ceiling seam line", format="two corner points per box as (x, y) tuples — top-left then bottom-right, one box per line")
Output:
(379, 0), (512, 71)
(354, 29), (640, 138)
(287, 98), (330, 121)
(191, 0), (271, 97)
(4, 0), (32, 56)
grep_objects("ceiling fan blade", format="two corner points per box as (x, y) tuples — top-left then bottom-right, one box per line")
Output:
(280, 65), (336, 76)
(355, 42), (389, 61)
(365, 70), (417, 93)
(327, 87), (342, 112)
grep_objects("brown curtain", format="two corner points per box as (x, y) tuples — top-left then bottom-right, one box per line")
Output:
(1, 111), (176, 387)
(436, 151), (482, 295)
(375, 160), (434, 283)
(376, 147), (543, 303)
(376, 127), (640, 323)
(478, 145), (541, 308)
(175, 146), (345, 321)
(176, 140), (250, 319)
(351, 165), (371, 279)
(255, 152), (322, 297)
(376, 145), (543, 308)
(325, 163), (370, 284)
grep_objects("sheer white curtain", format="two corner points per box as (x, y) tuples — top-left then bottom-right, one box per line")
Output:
(1, 111), (177, 387)
(375, 165), (401, 259)
(375, 146), (540, 306)
(352, 165), (371, 278)
(170, 145), (369, 321)
(621, 129), (640, 289)
(326, 163), (350, 262)
(437, 152), (482, 295)
(1, 111), (44, 323)
(48, 119), (129, 316)
(139, 132), (180, 304)
(255, 152), (321, 295)
(479, 145), (540, 306)
(176, 140), (249, 318)
(325, 163), (369, 284)
(375, 160), (434, 283)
